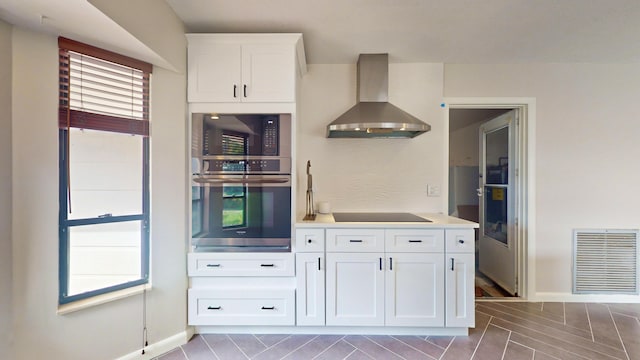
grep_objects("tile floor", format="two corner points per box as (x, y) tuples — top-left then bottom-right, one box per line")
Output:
(154, 301), (640, 360)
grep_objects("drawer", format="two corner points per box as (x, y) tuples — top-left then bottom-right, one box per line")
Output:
(295, 228), (325, 252)
(187, 253), (294, 277)
(385, 229), (444, 252)
(188, 287), (295, 326)
(445, 229), (475, 253)
(326, 228), (385, 252)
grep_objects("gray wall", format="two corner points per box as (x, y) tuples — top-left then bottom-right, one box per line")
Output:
(0, 19), (13, 360)
(10, 26), (188, 360)
(445, 63), (640, 298)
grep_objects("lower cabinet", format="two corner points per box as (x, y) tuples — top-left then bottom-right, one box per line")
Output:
(385, 253), (444, 327)
(295, 253), (325, 326)
(445, 253), (475, 327)
(295, 227), (476, 329)
(323, 252), (445, 327)
(187, 252), (295, 326)
(188, 287), (295, 326)
(325, 252), (385, 326)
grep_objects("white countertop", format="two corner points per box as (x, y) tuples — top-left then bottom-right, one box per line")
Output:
(296, 213), (479, 229)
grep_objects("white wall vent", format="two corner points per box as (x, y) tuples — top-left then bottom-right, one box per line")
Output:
(573, 229), (639, 294)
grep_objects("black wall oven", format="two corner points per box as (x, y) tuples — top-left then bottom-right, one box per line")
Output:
(191, 113), (292, 252)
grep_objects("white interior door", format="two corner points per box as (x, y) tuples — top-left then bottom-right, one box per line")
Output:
(478, 110), (518, 295)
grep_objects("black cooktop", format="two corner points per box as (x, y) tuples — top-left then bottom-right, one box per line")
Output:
(332, 212), (431, 223)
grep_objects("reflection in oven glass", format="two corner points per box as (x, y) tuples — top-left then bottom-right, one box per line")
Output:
(223, 185), (246, 228)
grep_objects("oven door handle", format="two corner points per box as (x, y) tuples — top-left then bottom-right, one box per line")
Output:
(193, 177), (290, 185)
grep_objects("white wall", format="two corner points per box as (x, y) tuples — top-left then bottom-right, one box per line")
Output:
(0, 18), (13, 360)
(445, 64), (640, 297)
(449, 121), (481, 167)
(296, 63), (445, 216)
(11, 27), (187, 359)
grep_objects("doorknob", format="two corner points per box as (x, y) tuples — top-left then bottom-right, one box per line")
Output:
(477, 188), (483, 197)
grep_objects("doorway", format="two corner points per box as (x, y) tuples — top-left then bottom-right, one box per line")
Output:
(446, 100), (533, 300)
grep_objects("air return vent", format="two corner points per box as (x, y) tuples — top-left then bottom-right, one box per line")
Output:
(573, 229), (639, 294)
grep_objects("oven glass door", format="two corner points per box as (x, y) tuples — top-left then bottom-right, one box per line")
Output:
(192, 175), (291, 251)
(202, 114), (281, 156)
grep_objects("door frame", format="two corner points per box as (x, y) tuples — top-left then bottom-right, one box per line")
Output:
(443, 97), (536, 300)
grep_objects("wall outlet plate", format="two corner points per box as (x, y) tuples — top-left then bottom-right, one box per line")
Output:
(427, 184), (441, 197)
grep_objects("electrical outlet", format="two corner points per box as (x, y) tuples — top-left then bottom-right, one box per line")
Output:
(427, 184), (441, 197)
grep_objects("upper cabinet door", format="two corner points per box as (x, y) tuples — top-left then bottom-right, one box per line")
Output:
(187, 39), (296, 103)
(241, 44), (295, 103)
(188, 43), (242, 103)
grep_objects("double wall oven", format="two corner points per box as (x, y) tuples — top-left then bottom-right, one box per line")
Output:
(191, 113), (292, 252)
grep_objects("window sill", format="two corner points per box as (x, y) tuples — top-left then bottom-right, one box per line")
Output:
(57, 283), (152, 315)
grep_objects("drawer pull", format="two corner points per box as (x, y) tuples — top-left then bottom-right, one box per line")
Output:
(207, 306), (222, 310)
(260, 264), (275, 267)
(206, 264), (221, 268)
(261, 306), (275, 310)
(408, 240), (423, 243)
(350, 239), (363, 243)
(458, 239), (465, 244)
(308, 238), (313, 243)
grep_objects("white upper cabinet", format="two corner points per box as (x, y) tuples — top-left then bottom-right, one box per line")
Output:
(187, 34), (306, 103)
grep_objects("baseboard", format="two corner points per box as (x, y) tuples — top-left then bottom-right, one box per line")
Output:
(116, 327), (195, 360)
(533, 292), (640, 303)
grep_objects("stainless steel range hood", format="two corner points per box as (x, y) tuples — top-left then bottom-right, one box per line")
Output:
(327, 54), (431, 138)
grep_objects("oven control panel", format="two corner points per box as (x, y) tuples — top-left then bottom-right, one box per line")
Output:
(203, 158), (291, 174)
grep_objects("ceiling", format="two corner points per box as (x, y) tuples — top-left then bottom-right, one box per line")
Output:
(1, 0), (639, 65)
(165, 0), (640, 64)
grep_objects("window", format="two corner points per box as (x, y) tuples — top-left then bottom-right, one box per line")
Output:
(58, 37), (152, 304)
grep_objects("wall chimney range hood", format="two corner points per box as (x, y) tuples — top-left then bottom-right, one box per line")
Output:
(326, 54), (431, 138)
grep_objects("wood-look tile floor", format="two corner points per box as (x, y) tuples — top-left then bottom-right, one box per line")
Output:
(155, 302), (640, 360)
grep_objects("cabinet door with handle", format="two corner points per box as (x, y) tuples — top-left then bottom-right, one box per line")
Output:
(295, 253), (325, 326)
(445, 253), (475, 327)
(241, 44), (295, 102)
(188, 42), (242, 103)
(326, 252), (384, 326)
(385, 253), (444, 327)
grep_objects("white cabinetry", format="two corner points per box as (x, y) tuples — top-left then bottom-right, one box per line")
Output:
(326, 252), (385, 326)
(187, 34), (304, 103)
(295, 226), (476, 330)
(385, 229), (445, 327)
(445, 229), (475, 327)
(187, 253), (295, 326)
(295, 229), (325, 326)
(325, 228), (385, 326)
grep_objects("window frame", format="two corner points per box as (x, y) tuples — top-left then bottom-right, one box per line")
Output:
(58, 37), (152, 305)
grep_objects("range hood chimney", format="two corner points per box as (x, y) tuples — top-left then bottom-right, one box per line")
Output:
(326, 54), (431, 138)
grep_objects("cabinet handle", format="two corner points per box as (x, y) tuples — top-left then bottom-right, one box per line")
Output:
(308, 238), (312, 243)
(233, 84), (237, 98)
(260, 264), (275, 267)
(261, 306), (275, 310)
(389, 257), (393, 271)
(349, 239), (363, 243)
(451, 258), (455, 271)
(379, 257), (383, 271)
(409, 240), (423, 243)
(206, 264), (221, 268)
(318, 257), (321, 271)
(207, 306), (221, 310)
(243, 84), (247, 97)
(458, 239), (465, 244)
